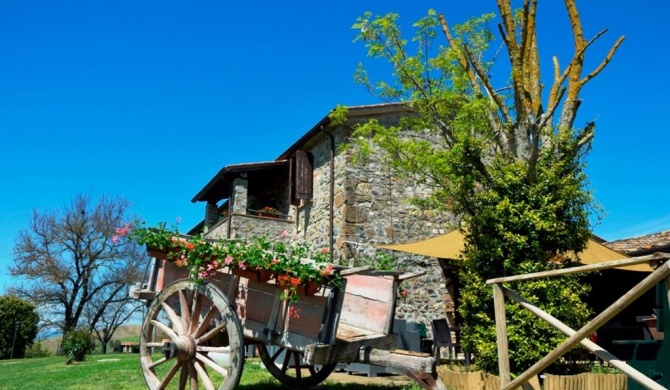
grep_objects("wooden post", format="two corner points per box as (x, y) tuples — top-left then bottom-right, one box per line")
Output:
(503, 286), (667, 390)
(492, 283), (511, 386)
(503, 260), (670, 390)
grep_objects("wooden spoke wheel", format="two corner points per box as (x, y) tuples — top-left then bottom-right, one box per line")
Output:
(140, 280), (244, 390)
(258, 344), (337, 389)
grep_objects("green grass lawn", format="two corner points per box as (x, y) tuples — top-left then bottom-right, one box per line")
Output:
(0, 354), (420, 390)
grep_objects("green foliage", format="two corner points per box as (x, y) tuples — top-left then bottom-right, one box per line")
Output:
(109, 339), (121, 353)
(122, 226), (342, 302)
(61, 329), (95, 363)
(0, 296), (39, 359)
(361, 251), (405, 271)
(24, 342), (51, 359)
(348, 6), (610, 375)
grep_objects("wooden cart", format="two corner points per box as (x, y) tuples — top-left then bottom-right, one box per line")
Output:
(131, 248), (444, 390)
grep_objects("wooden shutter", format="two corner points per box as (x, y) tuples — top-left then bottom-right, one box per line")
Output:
(294, 150), (313, 200)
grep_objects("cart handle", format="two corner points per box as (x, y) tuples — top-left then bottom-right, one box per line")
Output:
(397, 271), (426, 281)
(339, 266), (373, 276)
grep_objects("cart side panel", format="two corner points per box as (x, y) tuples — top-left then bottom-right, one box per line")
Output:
(281, 295), (329, 338)
(235, 278), (330, 344)
(339, 275), (396, 336)
(154, 259), (190, 291)
(236, 279), (277, 325)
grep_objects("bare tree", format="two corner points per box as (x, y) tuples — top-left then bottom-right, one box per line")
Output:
(10, 193), (146, 335)
(83, 284), (143, 354)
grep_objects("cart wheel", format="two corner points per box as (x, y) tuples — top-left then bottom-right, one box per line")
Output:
(140, 279), (244, 390)
(258, 344), (337, 389)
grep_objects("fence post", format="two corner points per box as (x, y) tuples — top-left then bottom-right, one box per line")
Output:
(493, 283), (511, 385)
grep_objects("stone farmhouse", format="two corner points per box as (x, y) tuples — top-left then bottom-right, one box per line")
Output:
(187, 103), (456, 328)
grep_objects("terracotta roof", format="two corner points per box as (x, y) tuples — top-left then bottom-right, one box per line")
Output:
(605, 230), (670, 256)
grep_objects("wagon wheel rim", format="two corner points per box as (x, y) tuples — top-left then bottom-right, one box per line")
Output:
(258, 344), (337, 389)
(140, 279), (244, 390)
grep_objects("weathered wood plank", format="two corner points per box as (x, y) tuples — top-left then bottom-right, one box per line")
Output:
(354, 348), (434, 373)
(304, 333), (397, 365)
(487, 253), (669, 284)
(343, 275), (395, 302)
(155, 260), (190, 291)
(503, 260), (670, 390)
(339, 266), (373, 276)
(503, 286), (666, 390)
(339, 294), (393, 334)
(492, 283), (511, 386)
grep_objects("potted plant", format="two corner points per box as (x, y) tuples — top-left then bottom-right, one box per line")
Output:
(258, 206), (281, 218)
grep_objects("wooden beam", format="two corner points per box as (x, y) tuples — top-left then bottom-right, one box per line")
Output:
(492, 283), (511, 385)
(487, 253), (668, 285)
(339, 266), (373, 277)
(503, 286), (666, 390)
(304, 334), (397, 365)
(355, 348), (435, 373)
(502, 261), (670, 390)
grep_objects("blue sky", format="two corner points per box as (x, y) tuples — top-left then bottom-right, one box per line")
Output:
(1, 0), (669, 291)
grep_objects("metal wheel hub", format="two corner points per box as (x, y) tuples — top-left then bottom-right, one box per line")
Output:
(162, 336), (196, 361)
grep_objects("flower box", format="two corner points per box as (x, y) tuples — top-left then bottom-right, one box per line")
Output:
(303, 280), (320, 296)
(147, 246), (182, 260)
(233, 267), (275, 283)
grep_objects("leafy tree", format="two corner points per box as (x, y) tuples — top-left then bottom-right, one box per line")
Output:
(10, 193), (146, 335)
(0, 295), (39, 359)
(345, 0), (622, 374)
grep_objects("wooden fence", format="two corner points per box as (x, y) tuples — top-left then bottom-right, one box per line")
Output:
(436, 366), (540, 390)
(437, 367), (626, 390)
(544, 373), (627, 390)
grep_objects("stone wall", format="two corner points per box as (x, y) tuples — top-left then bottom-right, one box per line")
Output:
(298, 110), (458, 329)
(205, 214), (291, 240)
(199, 107), (460, 330)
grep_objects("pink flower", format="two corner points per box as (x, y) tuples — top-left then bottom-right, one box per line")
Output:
(280, 230), (288, 238)
(320, 264), (333, 276)
(224, 256), (233, 265)
(238, 262), (246, 271)
(175, 256), (187, 267)
(321, 247), (329, 254)
(112, 235), (119, 244)
(115, 223), (131, 236)
(288, 306), (301, 319)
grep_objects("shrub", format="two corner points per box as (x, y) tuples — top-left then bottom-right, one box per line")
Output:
(24, 342), (51, 358)
(110, 339), (121, 353)
(61, 329), (95, 363)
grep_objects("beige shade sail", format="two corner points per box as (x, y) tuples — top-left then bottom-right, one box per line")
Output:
(378, 230), (651, 272)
